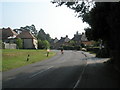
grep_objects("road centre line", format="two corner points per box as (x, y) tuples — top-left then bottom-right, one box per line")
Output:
(73, 53), (88, 89)
(29, 66), (53, 78)
(73, 63), (87, 89)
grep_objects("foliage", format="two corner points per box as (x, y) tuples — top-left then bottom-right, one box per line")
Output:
(81, 43), (85, 48)
(62, 45), (74, 50)
(84, 27), (93, 41)
(96, 48), (110, 58)
(38, 39), (44, 49)
(51, 1), (93, 17)
(37, 29), (52, 42)
(38, 39), (50, 49)
(20, 24), (38, 37)
(42, 40), (50, 49)
(0, 40), (2, 49)
(14, 24), (38, 37)
(69, 40), (75, 46)
(52, 2), (120, 61)
(16, 38), (23, 49)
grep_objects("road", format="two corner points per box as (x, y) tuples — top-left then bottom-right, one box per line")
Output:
(2, 50), (119, 88)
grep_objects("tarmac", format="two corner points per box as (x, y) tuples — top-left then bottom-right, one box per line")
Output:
(76, 52), (120, 88)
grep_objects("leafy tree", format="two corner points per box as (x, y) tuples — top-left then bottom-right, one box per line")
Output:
(42, 40), (50, 49)
(38, 40), (50, 49)
(16, 38), (23, 49)
(38, 39), (44, 49)
(37, 29), (52, 42)
(37, 29), (46, 41)
(69, 40), (75, 46)
(52, 1), (120, 66)
(14, 24), (38, 37)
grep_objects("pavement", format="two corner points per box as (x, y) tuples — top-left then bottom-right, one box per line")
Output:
(2, 50), (120, 89)
(76, 52), (120, 88)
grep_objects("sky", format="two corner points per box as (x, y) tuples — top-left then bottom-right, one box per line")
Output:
(0, 0), (89, 39)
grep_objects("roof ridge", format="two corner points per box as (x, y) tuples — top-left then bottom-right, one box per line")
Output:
(16, 31), (36, 39)
(9, 28), (18, 35)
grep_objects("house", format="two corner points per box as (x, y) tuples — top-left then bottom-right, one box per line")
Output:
(80, 33), (94, 46)
(16, 31), (38, 49)
(58, 35), (70, 45)
(50, 37), (59, 49)
(52, 35), (70, 49)
(81, 33), (88, 42)
(0, 27), (18, 49)
(81, 40), (95, 46)
(71, 31), (82, 46)
(1, 27), (18, 43)
(51, 32), (90, 49)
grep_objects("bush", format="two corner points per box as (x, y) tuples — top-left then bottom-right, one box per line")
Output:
(38, 40), (50, 49)
(63, 45), (74, 50)
(74, 46), (81, 50)
(16, 38), (23, 49)
(96, 48), (110, 58)
(86, 47), (99, 54)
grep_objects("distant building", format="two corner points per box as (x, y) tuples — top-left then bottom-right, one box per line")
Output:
(51, 31), (92, 49)
(1, 27), (18, 43)
(81, 33), (88, 42)
(16, 31), (38, 49)
(50, 37), (59, 49)
(72, 31), (82, 46)
(51, 35), (70, 49)
(1, 27), (38, 49)
(1, 27), (18, 49)
(80, 32), (94, 46)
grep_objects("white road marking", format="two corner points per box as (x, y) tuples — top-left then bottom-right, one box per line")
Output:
(73, 59), (87, 89)
(29, 66), (53, 78)
(7, 77), (15, 80)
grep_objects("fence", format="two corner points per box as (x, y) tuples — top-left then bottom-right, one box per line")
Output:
(3, 43), (16, 49)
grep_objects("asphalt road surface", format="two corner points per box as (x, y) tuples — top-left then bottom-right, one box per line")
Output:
(2, 50), (119, 88)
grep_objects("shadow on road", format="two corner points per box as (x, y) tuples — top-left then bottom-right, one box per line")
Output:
(2, 53), (120, 88)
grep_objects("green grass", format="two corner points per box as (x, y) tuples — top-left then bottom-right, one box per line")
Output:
(2, 49), (56, 71)
(0, 49), (2, 72)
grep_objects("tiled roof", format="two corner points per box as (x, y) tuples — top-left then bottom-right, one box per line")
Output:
(16, 31), (36, 39)
(58, 36), (70, 43)
(1, 27), (18, 39)
(72, 34), (81, 41)
(81, 33), (88, 41)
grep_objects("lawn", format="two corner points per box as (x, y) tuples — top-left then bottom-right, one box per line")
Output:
(2, 49), (56, 71)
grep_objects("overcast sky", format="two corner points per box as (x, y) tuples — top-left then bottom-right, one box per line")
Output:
(0, 0), (89, 39)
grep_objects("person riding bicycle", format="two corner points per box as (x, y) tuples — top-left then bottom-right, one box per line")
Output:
(60, 47), (64, 54)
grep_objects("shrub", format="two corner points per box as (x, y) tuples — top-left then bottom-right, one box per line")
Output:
(96, 48), (110, 58)
(16, 38), (23, 49)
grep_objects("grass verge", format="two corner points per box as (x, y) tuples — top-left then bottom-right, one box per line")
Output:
(2, 49), (56, 71)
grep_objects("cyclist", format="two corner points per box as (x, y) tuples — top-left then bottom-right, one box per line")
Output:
(61, 48), (64, 54)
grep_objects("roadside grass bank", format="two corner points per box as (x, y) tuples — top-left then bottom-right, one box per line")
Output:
(2, 49), (56, 71)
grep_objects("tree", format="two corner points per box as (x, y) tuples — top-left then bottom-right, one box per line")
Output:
(38, 39), (44, 49)
(16, 38), (23, 49)
(42, 40), (50, 49)
(38, 39), (50, 49)
(52, 1), (120, 67)
(37, 28), (52, 42)
(69, 40), (75, 46)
